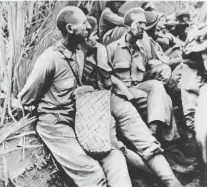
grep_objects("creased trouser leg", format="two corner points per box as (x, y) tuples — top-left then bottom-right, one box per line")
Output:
(136, 80), (170, 125)
(147, 154), (183, 187)
(168, 63), (183, 93)
(181, 62), (204, 130)
(130, 80), (180, 141)
(110, 116), (152, 173)
(110, 95), (182, 186)
(99, 149), (132, 187)
(111, 94), (163, 160)
(37, 114), (107, 187)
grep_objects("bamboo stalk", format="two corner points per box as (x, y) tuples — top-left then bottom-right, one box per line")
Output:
(0, 2), (11, 127)
(5, 131), (36, 141)
(6, 2), (18, 126)
(0, 115), (36, 144)
(0, 4), (8, 122)
(2, 156), (8, 186)
(0, 145), (43, 156)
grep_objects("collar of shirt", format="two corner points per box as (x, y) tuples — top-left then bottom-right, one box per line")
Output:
(53, 40), (80, 60)
(118, 35), (145, 54)
(53, 40), (84, 84)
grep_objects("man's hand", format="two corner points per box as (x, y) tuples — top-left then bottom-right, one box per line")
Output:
(184, 43), (200, 55)
(184, 41), (207, 55)
(24, 106), (35, 111)
(22, 105), (36, 117)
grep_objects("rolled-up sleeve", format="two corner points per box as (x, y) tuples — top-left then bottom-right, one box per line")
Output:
(18, 57), (55, 106)
(96, 44), (112, 89)
(106, 43), (116, 70)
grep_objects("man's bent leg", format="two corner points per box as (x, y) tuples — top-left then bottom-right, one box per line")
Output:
(36, 118), (107, 187)
(111, 94), (163, 160)
(135, 80), (180, 141)
(110, 116), (152, 173)
(99, 149), (132, 187)
(147, 154), (183, 187)
(136, 80), (170, 124)
(181, 62), (204, 132)
(110, 94), (182, 187)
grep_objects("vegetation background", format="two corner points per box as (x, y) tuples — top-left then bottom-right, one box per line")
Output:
(0, 1), (206, 187)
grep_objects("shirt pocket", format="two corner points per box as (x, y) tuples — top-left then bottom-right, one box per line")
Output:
(113, 61), (130, 80)
(53, 76), (76, 92)
(114, 61), (130, 69)
(136, 63), (145, 72)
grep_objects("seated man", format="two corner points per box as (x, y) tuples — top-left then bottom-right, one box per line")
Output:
(181, 23), (207, 138)
(144, 11), (185, 94)
(107, 8), (180, 143)
(99, 0), (126, 46)
(143, 11), (184, 68)
(18, 6), (132, 187)
(155, 23), (185, 58)
(81, 16), (186, 187)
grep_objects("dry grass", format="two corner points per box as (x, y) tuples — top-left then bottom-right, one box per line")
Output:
(0, 0), (90, 127)
(0, 1), (57, 126)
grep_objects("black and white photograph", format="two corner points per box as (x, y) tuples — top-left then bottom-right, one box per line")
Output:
(0, 1), (207, 187)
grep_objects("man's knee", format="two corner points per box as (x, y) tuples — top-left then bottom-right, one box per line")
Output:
(100, 149), (132, 187)
(108, 149), (127, 168)
(111, 95), (139, 118)
(57, 150), (106, 187)
(155, 64), (172, 84)
(104, 150), (131, 181)
(112, 100), (141, 122)
(157, 64), (171, 77)
(160, 64), (171, 80)
(146, 80), (165, 91)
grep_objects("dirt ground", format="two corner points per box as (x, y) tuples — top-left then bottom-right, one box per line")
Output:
(1, 129), (206, 187)
(0, 108), (207, 187)
(130, 131), (207, 187)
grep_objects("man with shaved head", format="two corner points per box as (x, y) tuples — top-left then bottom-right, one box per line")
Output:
(18, 6), (132, 187)
(56, 6), (90, 43)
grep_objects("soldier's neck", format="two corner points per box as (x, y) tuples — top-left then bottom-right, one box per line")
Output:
(61, 36), (79, 51)
(125, 33), (137, 46)
(80, 45), (88, 56)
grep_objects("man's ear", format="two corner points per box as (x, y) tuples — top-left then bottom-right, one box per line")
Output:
(66, 24), (73, 34)
(125, 25), (130, 32)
